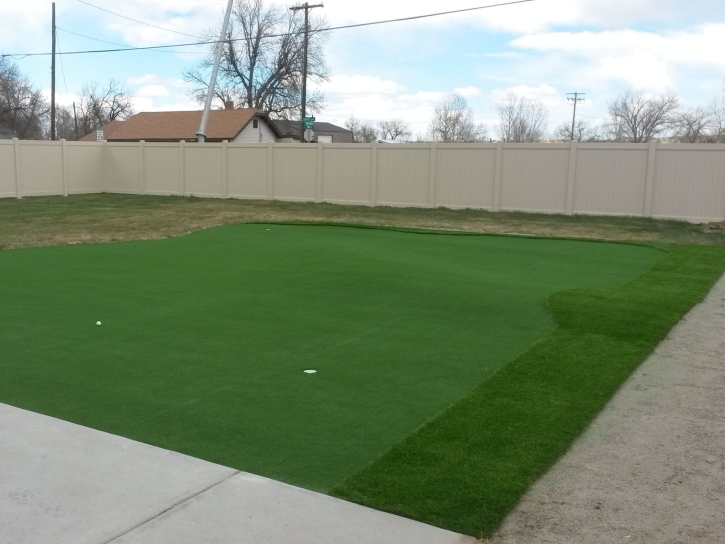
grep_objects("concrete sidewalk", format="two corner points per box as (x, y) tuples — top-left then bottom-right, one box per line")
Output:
(0, 404), (474, 544)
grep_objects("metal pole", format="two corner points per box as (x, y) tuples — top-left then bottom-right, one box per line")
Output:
(290, 3), (323, 143)
(72, 102), (79, 140)
(301, 4), (308, 142)
(51, 2), (56, 141)
(196, 0), (234, 143)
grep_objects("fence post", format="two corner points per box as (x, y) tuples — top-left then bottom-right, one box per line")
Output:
(370, 141), (378, 206)
(316, 142), (324, 203)
(493, 141), (503, 212)
(267, 141), (274, 199)
(565, 140), (578, 215)
(222, 140), (228, 198)
(61, 139), (69, 196)
(179, 140), (186, 196)
(103, 140), (108, 193)
(139, 140), (146, 195)
(428, 142), (438, 207)
(13, 138), (21, 199)
(644, 140), (658, 217)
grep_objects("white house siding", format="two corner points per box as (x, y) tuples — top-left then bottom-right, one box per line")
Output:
(234, 119), (277, 143)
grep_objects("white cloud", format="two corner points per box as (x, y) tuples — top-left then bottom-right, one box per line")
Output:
(138, 84), (170, 97)
(454, 86), (481, 97)
(317, 75), (401, 95)
(511, 25), (725, 91)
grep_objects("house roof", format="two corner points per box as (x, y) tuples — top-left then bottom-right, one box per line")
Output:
(271, 119), (352, 139)
(105, 109), (272, 142)
(78, 120), (125, 142)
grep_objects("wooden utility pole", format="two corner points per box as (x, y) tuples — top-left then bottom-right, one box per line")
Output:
(567, 92), (585, 141)
(290, 2), (323, 143)
(51, 2), (56, 140)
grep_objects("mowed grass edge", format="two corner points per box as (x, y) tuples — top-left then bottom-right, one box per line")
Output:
(331, 244), (725, 538)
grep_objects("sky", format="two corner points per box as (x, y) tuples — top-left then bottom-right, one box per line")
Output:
(2, 0), (724, 137)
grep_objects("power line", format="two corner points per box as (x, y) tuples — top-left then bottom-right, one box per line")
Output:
(2, 0), (535, 58)
(56, 26), (205, 55)
(75, 0), (204, 39)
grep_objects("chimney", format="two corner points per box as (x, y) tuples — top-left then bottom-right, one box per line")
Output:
(224, 101), (234, 110)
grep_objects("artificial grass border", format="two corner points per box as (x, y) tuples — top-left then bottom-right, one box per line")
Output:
(329, 241), (725, 538)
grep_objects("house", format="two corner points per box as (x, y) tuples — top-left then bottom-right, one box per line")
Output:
(95, 106), (281, 143)
(78, 120), (124, 142)
(271, 119), (353, 143)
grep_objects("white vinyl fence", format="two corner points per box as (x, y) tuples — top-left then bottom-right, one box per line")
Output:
(2, 138), (725, 223)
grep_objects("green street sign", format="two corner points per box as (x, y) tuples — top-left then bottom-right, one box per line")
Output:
(304, 116), (315, 130)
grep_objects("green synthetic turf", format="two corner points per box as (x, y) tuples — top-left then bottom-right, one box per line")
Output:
(0, 224), (658, 493)
(332, 244), (725, 537)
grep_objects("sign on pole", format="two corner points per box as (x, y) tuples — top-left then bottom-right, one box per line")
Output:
(304, 129), (315, 142)
(304, 116), (315, 130)
(96, 130), (104, 141)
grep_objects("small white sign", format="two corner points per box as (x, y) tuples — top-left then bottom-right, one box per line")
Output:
(96, 130), (104, 142)
(304, 129), (314, 142)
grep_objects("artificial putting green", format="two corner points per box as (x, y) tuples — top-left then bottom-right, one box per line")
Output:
(0, 224), (657, 491)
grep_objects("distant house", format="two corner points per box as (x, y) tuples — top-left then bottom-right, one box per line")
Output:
(271, 119), (353, 143)
(78, 120), (124, 142)
(92, 106), (281, 143)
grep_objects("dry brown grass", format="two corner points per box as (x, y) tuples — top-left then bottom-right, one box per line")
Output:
(1, 194), (724, 251)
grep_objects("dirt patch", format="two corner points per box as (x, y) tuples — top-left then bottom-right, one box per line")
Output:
(1, 194), (724, 251)
(488, 274), (725, 544)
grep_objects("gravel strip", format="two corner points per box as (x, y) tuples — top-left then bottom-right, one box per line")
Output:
(490, 274), (725, 544)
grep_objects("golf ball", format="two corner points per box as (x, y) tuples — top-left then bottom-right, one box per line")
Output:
(96, 321), (102, 326)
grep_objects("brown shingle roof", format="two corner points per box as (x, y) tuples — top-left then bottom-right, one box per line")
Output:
(106, 109), (263, 142)
(78, 120), (124, 142)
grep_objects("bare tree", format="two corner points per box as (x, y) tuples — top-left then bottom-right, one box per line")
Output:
(671, 107), (713, 143)
(553, 119), (600, 142)
(184, 0), (330, 119)
(605, 91), (679, 143)
(496, 93), (548, 142)
(427, 94), (487, 142)
(55, 106), (79, 141)
(710, 90), (725, 143)
(75, 79), (134, 138)
(0, 57), (48, 139)
(378, 118), (412, 142)
(345, 114), (378, 143)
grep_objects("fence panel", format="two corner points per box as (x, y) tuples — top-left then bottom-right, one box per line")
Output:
(436, 146), (496, 209)
(376, 146), (430, 207)
(107, 144), (141, 193)
(273, 146), (317, 201)
(145, 144), (181, 195)
(573, 145), (649, 216)
(652, 147), (725, 222)
(500, 146), (570, 213)
(227, 145), (269, 198)
(185, 144), (223, 197)
(2, 141), (725, 223)
(0, 142), (16, 197)
(67, 143), (105, 193)
(322, 146), (373, 205)
(18, 142), (63, 196)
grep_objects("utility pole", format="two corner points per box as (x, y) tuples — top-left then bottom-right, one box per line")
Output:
(567, 92), (585, 141)
(196, 0), (234, 143)
(51, 2), (56, 141)
(290, 2), (323, 143)
(72, 102), (79, 141)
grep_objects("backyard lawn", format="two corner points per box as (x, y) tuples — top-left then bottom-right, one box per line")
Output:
(1, 195), (725, 538)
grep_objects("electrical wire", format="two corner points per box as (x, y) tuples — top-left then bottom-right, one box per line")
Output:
(56, 26), (206, 56)
(75, 0), (205, 39)
(56, 34), (69, 94)
(1, 0), (535, 58)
